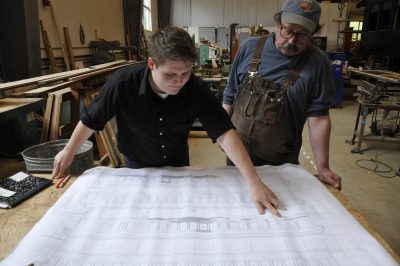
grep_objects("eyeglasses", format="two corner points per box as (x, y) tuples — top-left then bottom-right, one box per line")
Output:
(279, 26), (311, 44)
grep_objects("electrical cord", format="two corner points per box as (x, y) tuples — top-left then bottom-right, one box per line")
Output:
(355, 149), (400, 178)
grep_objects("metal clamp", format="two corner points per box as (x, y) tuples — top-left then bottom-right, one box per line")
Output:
(248, 71), (257, 78)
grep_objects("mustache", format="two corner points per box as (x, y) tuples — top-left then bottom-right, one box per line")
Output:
(281, 44), (298, 53)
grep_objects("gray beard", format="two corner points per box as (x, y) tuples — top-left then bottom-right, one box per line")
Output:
(281, 43), (298, 53)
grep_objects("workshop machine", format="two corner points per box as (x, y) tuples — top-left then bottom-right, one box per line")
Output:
(90, 39), (137, 65)
(357, 80), (400, 137)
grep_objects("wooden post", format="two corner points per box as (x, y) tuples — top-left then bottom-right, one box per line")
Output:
(63, 27), (76, 70)
(49, 3), (71, 71)
(39, 20), (58, 74)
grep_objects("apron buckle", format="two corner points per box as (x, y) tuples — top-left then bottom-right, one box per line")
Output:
(248, 71), (257, 78)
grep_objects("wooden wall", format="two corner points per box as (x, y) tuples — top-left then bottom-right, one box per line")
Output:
(38, 0), (126, 60)
(37, 0), (159, 72)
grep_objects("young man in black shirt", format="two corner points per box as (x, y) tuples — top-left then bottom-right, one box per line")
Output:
(51, 27), (281, 217)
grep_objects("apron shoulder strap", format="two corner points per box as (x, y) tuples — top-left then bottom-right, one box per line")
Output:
(282, 46), (315, 89)
(248, 36), (268, 77)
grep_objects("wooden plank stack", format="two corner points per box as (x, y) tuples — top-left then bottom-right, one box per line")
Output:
(0, 60), (138, 167)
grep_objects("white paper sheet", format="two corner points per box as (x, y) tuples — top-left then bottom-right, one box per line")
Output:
(2, 164), (397, 265)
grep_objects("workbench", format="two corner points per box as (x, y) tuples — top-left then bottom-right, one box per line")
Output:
(349, 69), (400, 84)
(1, 166), (399, 264)
(0, 173), (73, 260)
(347, 69), (400, 153)
(0, 97), (45, 120)
(349, 98), (400, 153)
(349, 69), (400, 98)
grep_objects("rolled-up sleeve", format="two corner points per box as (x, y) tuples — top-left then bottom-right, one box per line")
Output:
(306, 56), (334, 117)
(194, 80), (234, 142)
(80, 77), (121, 131)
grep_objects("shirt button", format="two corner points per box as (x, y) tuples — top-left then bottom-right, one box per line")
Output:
(161, 145), (165, 148)
(160, 132), (163, 136)
(163, 155), (167, 159)
(159, 117), (163, 121)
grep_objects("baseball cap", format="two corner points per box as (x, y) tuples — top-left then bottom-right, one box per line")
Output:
(281, 0), (321, 33)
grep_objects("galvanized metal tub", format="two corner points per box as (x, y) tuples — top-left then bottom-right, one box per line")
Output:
(22, 139), (93, 175)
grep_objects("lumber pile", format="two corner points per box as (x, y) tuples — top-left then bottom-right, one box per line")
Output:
(0, 60), (138, 167)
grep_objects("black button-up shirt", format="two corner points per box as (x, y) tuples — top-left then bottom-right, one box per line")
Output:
(81, 63), (233, 168)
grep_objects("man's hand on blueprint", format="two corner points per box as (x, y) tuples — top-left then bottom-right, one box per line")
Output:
(249, 179), (281, 217)
(316, 167), (342, 190)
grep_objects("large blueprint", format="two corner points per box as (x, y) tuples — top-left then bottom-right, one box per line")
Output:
(2, 164), (397, 265)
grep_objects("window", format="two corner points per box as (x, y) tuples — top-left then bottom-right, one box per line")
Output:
(143, 0), (152, 31)
(349, 21), (363, 42)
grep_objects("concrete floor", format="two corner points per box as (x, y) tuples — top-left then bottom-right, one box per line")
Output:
(0, 99), (399, 256)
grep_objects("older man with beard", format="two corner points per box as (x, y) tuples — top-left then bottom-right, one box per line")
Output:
(223, 0), (342, 190)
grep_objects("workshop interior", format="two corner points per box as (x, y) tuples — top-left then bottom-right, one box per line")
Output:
(0, 0), (399, 264)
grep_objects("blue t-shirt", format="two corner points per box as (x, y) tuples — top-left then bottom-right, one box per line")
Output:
(223, 35), (334, 120)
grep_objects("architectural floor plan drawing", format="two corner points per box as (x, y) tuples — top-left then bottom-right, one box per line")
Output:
(1, 164), (397, 265)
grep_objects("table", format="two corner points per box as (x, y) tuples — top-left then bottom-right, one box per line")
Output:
(348, 99), (400, 153)
(0, 97), (45, 120)
(0, 174), (77, 261)
(1, 166), (399, 264)
(349, 69), (400, 84)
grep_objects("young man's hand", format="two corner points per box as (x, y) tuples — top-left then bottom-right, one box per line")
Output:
(51, 149), (75, 179)
(249, 180), (281, 217)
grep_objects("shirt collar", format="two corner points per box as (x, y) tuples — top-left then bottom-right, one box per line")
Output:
(139, 65), (190, 99)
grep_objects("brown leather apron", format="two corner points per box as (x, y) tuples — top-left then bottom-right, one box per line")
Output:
(230, 36), (313, 166)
